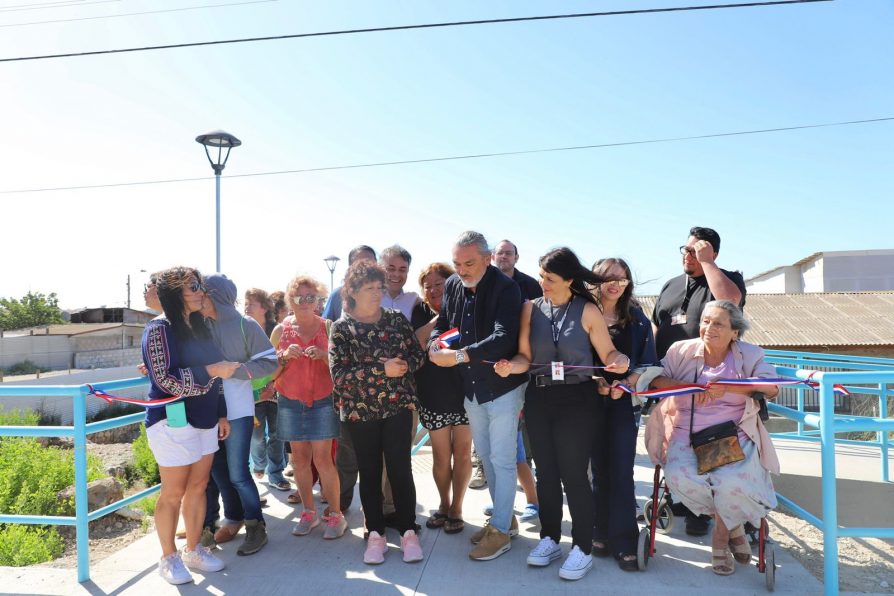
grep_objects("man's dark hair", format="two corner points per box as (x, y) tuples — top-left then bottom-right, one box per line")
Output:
(495, 240), (518, 256)
(348, 245), (377, 265)
(689, 227), (721, 253)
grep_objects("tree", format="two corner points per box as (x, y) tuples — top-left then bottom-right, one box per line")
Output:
(0, 292), (65, 331)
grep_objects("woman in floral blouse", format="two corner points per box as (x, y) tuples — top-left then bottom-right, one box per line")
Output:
(329, 260), (426, 565)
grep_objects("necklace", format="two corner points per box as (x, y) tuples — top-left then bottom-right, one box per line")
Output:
(549, 298), (572, 346)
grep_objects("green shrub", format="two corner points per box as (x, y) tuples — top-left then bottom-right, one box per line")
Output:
(0, 525), (64, 566)
(0, 409), (40, 427)
(0, 438), (105, 517)
(87, 402), (142, 424)
(132, 424), (159, 485)
(1, 360), (50, 376)
(134, 493), (158, 516)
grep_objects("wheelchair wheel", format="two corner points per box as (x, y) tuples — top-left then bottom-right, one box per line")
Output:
(637, 527), (650, 571)
(644, 499), (674, 534)
(765, 544), (775, 592)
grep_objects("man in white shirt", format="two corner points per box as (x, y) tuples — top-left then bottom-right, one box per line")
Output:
(380, 244), (420, 319)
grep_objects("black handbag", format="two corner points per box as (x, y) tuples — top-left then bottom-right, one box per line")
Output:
(689, 397), (745, 475)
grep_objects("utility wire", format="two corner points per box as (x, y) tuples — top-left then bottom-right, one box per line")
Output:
(0, 0), (277, 29)
(0, 0), (831, 63)
(0, 116), (887, 196)
(0, 0), (121, 14)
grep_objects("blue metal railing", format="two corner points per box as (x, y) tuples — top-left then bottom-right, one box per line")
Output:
(0, 377), (158, 583)
(2, 350), (894, 592)
(763, 349), (894, 596)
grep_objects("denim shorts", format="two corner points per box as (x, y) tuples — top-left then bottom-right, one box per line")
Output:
(276, 395), (339, 442)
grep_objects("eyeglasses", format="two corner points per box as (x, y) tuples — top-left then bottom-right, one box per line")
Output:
(679, 246), (696, 256)
(292, 295), (319, 305)
(143, 283), (155, 293)
(601, 279), (630, 289)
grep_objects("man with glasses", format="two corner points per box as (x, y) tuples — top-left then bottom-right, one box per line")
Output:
(650, 226), (746, 537)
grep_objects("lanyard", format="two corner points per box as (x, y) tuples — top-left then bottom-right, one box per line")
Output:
(549, 298), (571, 347)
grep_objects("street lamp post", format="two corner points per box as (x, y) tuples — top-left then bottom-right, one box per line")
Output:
(196, 130), (242, 272)
(323, 255), (341, 293)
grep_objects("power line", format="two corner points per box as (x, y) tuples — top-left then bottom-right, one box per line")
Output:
(0, 0), (277, 29)
(0, 0), (122, 14)
(0, 0), (831, 63)
(1, 116), (886, 195)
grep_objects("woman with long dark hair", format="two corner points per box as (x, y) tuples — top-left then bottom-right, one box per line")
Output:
(591, 257), (657, 570)
(142, 266), (239, 585)
(495, 247), (629, 581)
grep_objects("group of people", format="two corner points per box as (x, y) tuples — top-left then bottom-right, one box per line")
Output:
(140, 226), (779, 585)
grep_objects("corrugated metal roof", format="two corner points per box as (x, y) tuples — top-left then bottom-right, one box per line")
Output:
(637, 292), (894, 346)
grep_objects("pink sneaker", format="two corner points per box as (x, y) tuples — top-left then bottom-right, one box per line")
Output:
(364, 531), (387, 565)
(401, 529), (423, 563)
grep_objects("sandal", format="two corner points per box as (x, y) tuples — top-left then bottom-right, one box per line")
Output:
(712, 547), (735, 576)
(591, 539), (610, 558)
(287, 492), (302, 504)
(617, 553), (638, 572)
(444, 517), (465, 534)
(728, 525), (752, 564)
(425, 511), (448, 529)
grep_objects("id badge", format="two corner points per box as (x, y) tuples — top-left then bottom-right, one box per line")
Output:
(551, 361), (565, 381)
(671, 313), (687, 326)
(165, 401), (187, 428)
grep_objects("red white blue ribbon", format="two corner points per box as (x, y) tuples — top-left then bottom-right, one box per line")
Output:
(87, 384), (184, 409)
(436, 328), (461, 349)
(615, 377), (850, 400)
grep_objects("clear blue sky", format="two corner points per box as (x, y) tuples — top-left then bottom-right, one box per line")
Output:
(1, 0), (891, 310)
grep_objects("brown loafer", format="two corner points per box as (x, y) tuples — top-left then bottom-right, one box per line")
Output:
(214, 522), (243, 544)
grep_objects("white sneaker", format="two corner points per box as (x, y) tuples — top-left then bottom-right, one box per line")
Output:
(181, 545), (225, 572)
(527, 537), (562, 567)
(158, 552), (193, 585)
(559, 545), (593, 581)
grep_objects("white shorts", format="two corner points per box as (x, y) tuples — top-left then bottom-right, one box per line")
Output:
(146, 421), (219, 468)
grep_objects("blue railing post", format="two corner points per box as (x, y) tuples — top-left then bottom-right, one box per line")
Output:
(819, 376), (839, 596)
(796, 353), (805, 436)
(73, 385), (91, 583)
(881, 384), (890, 483)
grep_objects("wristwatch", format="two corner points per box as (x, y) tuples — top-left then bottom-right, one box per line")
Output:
(455, 350), (467, 364)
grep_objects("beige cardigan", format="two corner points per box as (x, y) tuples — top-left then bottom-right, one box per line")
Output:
(643, 338), (780, 475)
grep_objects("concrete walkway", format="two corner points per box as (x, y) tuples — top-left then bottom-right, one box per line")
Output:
(4, 432), (891, 595)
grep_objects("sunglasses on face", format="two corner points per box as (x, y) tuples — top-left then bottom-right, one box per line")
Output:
(292, 295), (319, 305)
(679, 246), (696, 256)
(143, 283), (155, 293)
(601, 279), (630, 289)
(185, 279), (205, 293)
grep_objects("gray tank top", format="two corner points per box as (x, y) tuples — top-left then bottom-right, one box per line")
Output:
(529, 296), (594, 377)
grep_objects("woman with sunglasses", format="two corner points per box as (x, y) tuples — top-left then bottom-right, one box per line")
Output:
(590, 258), (657, 571)
(271, 276), (347, 540)
(142, 267), (239, 584)
(494, 247), (629, 581)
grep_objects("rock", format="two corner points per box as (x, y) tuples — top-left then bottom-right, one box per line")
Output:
(114, 522), (124, 530)
(58, 477), (124, 511)
(881, 580), (890, 589)
(106, 465), (128, 478)
(115, 507), (145, 521)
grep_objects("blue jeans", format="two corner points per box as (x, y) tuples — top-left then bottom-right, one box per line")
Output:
(250, 401), (287, 484)
(206, 416), (264, 525)
(464, 383), (526, 534)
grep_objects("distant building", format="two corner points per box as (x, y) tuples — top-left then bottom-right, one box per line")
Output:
(0, 323), (146, 371)
(640, 292), (894, 358)
(66, 306), (156, 325)
(746, 250), (894, 294)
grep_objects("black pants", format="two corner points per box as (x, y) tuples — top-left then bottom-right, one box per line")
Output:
(336, 420), (359, 510)
(346, 409), (417, 535)
(525, 383), (600, 553)
(591, 395), (639, 556)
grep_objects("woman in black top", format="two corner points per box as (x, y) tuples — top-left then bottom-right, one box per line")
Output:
(412, 263), (470, 534)
(590, 257), (658, 571)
